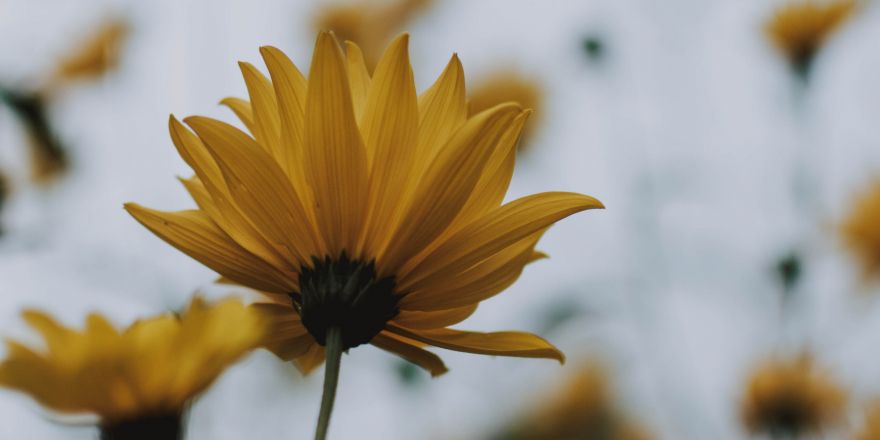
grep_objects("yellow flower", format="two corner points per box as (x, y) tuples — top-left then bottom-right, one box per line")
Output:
(499, 363), (653, 440)
(313, 0), (432, 70)
(740, 354), (846, 437)
(52, 19), (129, 84)
(841, 180), (880, 280)
(125, 32), (602, 377)
(0, 297), (263, 436)
(854, 401), (880, 440)
(765, 0), (858, 76)
(469, 71), (544, 151)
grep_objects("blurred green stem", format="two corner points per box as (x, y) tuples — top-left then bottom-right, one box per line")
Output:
(315, 326), (343, 440)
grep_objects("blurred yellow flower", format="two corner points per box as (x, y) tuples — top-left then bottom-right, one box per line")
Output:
(499, 363), (652, 440)
(741, 354), (846, 438)
(0, 297), (263, 437)
(854, 401), (880, 440)
(841, 180), (880, 280)
(126, 32), (602, 378)
(765, 0), (858, 76)
(469, 71), (544, 151)
(313, 0), (432, 70)
(52, 19), (129, 85)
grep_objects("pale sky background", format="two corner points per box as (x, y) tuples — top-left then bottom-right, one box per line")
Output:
(2, 0), (880, 438)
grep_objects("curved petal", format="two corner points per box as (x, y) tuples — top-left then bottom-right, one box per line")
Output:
(219, 97), (256, 135)
(124, 205), (295, 293)
(415, 54), (467, 168)
(294, 343), (325, 375)
(344, 41), (371, 122)
(371, 332), (448, 377)
(399, 192), (603, 290)
(250, 303), (313, 361)
(392, 304), (477, 329)
(304, 31), (369, 255)
(359, 33), (419, 257)
(387, 324), (564, 363)
(238, 62), (282, 159)
(185, 116), (320, 264)
(380, 104), (522, 275)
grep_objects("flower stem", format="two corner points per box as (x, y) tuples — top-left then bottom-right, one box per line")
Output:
(315, 326), (343, 440)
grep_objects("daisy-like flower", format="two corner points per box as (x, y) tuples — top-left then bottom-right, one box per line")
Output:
(469, 70), (544, 152)
(765, 0), (858, 78)
(740, 354), (846, 438)
(841, 180), (880, 281)
(498, 363), (652, 440)
(0, 297), (263, 440)
(125, 32), (601, 438)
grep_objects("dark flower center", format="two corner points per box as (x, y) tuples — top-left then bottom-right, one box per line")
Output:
(100, 412), (183, 440)
(761, 394), (815, 437)
(292, 253), (398, 350)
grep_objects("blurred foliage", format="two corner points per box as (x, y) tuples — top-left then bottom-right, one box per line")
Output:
(582, 34), (605, 62)
(0, 88), (69, 183)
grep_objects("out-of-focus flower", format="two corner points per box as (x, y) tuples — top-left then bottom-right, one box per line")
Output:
(469, 71), (544, 151)
(0, 89), (68, 183)
(840, 180), (880, 280)
(765, 0), (858, 78)
(313, 0), (433, 69)
(51, 19), (129, 85)
(496, 363), (652, 440)
(126, 32), (602, 377)
(854, 401), (880, 440)
(0, 297), (263, 439)
(740, 354), (846, 438)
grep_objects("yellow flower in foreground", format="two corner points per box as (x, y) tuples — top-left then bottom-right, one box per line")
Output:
(0, 298), (262, 437)
(841, 180), (880, 280)
(125, 32), (602, 377)
(741, 354), (846, 438)
(469, 71), (544, 151)
(765, 0), (858, 76)
(499, 363), (652, 440)
(313, 0), (432, 69)
(52, 19), (129, 85)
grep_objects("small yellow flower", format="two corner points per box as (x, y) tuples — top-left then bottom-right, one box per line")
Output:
(741, 354), (846, 438)
(854, 401), (880, 440)
(52, 19), (129, 84)
(469, 71), (544, 151)
(499, 363), (652, 440)
(841, 180), (880, 280)
(313, 0), (432, 70)
(0, 297), (263, 436)
(125, 32), (602, 377)
(765, 0), (858, 76)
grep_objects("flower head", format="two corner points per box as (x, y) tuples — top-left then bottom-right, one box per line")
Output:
(0, 297), (263, 434)
(125, 32), (602, 377)
(498, 363), (652, 440)
(740, 354), (846, 437)
(765, 0), (858, 77)
(841, 180), (880, 280)
(469, 70), (544, 152)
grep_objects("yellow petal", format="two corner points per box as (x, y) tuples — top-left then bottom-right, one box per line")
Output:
(359, 33), (419, 256)
(399, 230), (544, 310)
(344, 41), (371, 122)
(294, 343), (325, 375)
(304, 31), (369, 255)
(392, 304), (477, 329)
(387, 325), (564, 363)
(21, 311), (73, 352)
(400, 192), (603, 290)
(219, 97), (256, 135)
(238, 62), (282, 159)
(380, 103), (521, 275)
(124, 204), (295, 293)
(250, 303), (313, 361)
(371, 331), (448, 377)
(185, 116), (320, 263)
(415, 53), (467, 169)
(259, 46), (309, 191)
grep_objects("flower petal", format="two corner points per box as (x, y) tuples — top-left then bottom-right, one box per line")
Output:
(238, 62), (282, 159)
(124, 205), (294, 293)
(371, 331), (448, 377)
(380, 103), (522, 275)
(359, 33), (419, 257)
(392, 304), (477, 329)
(304, 31), (369, 255)
(344, 41), (371, 122)
(185, 116), (320, 263)
(294, 343), (325, 375)
(415, 54), (467, 168)
(250, 303), (313, 361)
(387, 325), (564, 363)
(399, 192), (603, 290)
(219, 97), (256, 135)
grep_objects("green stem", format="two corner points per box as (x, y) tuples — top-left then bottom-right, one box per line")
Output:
(314, 326), (343, 440)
